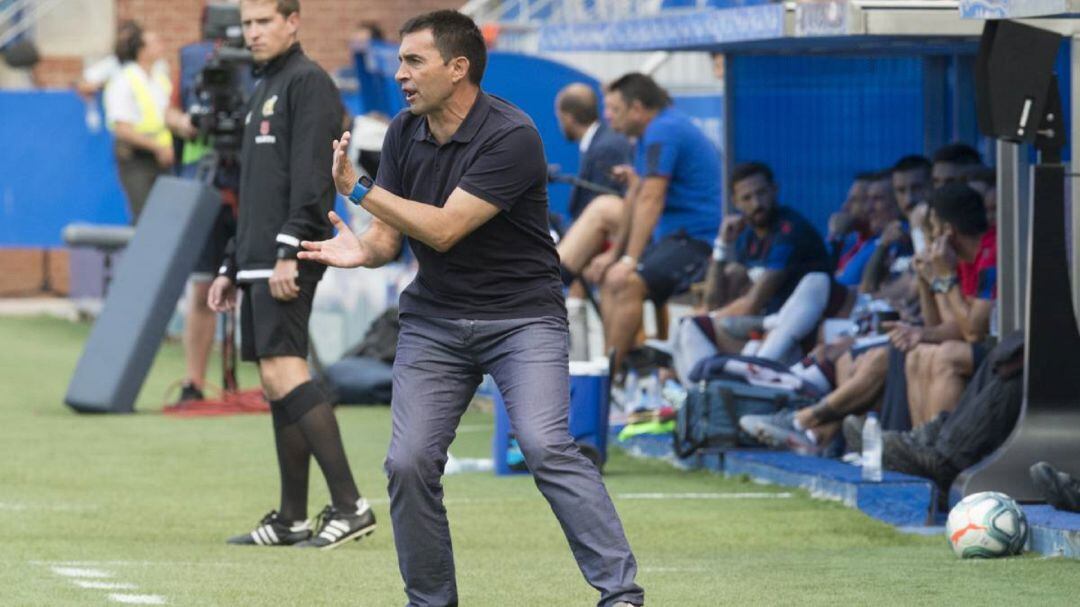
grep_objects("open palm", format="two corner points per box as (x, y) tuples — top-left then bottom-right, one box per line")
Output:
(299, 211), (370, 268)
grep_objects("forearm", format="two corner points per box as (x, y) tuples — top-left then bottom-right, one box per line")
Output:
(113, 122), (162, 153)
(859, 245), (889, 294)
(920, 320), (962, 344)
(917, 279), (942, 326)
(610, 183), (640, 251)
(360, 187), (462, 253)
(942, 289), (987, 342)
(717, 293), (756, 317)
(623, 195), (663, 260)
(356, 222), (402, 268)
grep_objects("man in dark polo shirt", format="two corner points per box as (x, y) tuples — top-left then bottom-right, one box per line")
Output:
(299, 11), (643, 607)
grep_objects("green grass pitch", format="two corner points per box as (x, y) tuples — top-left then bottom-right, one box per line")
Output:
(0, 316), (1076, 605)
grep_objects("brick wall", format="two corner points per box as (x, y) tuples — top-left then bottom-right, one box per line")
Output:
(31, 0), (463, 88)
(12, 0), (460, 298)
(111, 0), (462, 78)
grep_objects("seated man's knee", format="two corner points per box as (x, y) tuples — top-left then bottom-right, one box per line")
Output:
(860, 346), (890, 376)
(931, 340), (973, 377)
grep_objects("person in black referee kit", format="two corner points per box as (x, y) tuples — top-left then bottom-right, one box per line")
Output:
(299, 10), (644, 607)
(207, 0), (374, 550)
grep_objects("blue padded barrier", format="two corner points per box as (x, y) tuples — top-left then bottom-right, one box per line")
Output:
(723, 450), (936, 526)
(1024, 505), (1080, 559)
(0, 91), (128, 245)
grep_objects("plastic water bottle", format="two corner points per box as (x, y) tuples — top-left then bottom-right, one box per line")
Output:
(444, 453), (493, 475)
(862, 412), (883, 482)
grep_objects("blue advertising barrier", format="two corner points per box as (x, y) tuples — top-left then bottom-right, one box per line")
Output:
(0, 92), (128, 246)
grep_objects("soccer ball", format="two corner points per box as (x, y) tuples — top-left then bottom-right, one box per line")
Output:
(946, 491), (1029, 558)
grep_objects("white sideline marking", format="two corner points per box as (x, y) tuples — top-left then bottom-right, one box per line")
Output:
(616, 492), (794, 500)
(0, 501), (98, 512)
(108, 594), (166, 605)
(73, 581), (138, 590)
(455, 425), (489, 433)
(51, 567), (112, 578)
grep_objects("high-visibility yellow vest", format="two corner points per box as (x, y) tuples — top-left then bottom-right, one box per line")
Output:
(109, 63), (173, 149)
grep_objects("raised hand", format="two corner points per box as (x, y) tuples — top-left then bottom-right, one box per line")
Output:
(332, 131), (360, 196)
(299, 210), (370, 268)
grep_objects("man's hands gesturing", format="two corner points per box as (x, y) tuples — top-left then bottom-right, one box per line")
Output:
(331, 131), (359, 196)
(299, 211), (372, 268)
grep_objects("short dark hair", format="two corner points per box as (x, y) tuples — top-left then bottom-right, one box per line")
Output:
(867, 170), (893, 184)
(115, 20), (144, 63)
(967, 166), (996, 188)
(731, 162), (774, 189)
(606, 72), (672, 110)
(242, 0), (300, 18)
(400, 10), (487, 85)
(932, 143), (982, 166)
(931, 182), (989, 236)
(854, 171), (878, 182)
(892, 155), (932, 175)
(557, 88), (598, 125)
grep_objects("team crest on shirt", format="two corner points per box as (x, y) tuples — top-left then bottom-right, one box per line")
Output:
(262, 95), (278, 116)
(256, 120), (276, 144)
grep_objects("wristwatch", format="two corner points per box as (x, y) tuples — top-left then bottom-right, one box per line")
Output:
(348, 175), (375, 205)
(930, 274), (958, 294)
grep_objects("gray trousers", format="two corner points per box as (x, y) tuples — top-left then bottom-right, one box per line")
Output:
(386, 314), (644, 607)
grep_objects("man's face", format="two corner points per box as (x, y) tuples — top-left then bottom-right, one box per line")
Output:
(844, 179), (869, 222)
(396, 29), (456, 116)
(139, 31), (165, 64)
(866, 178), (898, 234)
(603, 91), (645, 137)
(892, 168), (930, 215)
(241, 1), (298, 63)
(731, 173), (777, 228)
(932, 162), (969, 189)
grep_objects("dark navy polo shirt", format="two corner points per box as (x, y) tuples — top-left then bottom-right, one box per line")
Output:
(734, 205), (831, 314)
(375, 91), (566, 320)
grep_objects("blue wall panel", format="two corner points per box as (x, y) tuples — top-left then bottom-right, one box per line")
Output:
(482, 52), (599, 220)
(0, 92), (128, 246)
(731, 55), (926, 235)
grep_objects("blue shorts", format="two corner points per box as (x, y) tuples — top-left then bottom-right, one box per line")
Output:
(636, 230), (712, 304)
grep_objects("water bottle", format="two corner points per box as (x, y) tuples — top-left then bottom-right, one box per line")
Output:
(861, 412), (883, 482)
(444, 453), (494, 475)
(622, 369), (639, 410)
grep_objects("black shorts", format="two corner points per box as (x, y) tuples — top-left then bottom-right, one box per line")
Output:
(193, 205), (236, 279)
(637, 231), (712, 304)
(240, 279), (318, 362)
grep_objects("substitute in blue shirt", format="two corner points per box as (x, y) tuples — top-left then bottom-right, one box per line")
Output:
(556, 72), (720, 368)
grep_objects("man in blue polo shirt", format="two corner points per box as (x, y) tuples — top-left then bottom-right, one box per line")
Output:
(558, 72), (721, 367)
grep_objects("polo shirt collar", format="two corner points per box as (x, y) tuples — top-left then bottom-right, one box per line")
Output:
(412, 90), (492, 144)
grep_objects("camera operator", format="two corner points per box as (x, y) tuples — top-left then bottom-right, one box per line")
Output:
(172, 2), (253, 403)
(103, 20), (192, 222)
(208, 0), (374, 549)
